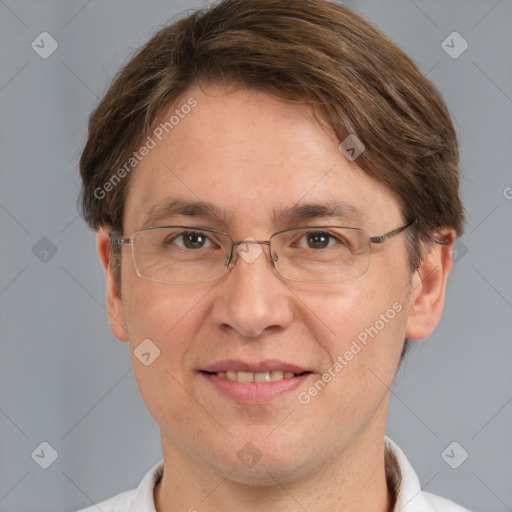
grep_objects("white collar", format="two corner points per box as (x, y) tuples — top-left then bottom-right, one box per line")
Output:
(385, 437), (470, 511)
(123, 437), (469, 512)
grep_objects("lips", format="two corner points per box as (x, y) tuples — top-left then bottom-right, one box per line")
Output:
(201, 359), (310, 374)
(201, 359), (310, 380)
(213, 369), (298, 383)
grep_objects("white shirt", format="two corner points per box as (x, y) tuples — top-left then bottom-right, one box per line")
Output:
(76, 438), (471, 511)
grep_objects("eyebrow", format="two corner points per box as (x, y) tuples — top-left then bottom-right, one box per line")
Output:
(142, 199), (226, 227)
(142, 198), (364, 228)
(272, 201), (363, 226)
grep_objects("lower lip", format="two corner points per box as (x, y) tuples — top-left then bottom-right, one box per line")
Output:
(200, 372), (312, 404)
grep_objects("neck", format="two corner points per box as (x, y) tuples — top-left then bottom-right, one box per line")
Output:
(154, 430), (395, 512)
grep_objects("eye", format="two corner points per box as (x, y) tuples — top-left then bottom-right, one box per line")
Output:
(297, 231), (343, 249)
(166, 231), (213, 249)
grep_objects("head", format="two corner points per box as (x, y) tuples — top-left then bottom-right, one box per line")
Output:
(80, 0), (463, 486)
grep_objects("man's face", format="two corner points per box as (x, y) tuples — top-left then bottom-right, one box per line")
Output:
(110, 83), (415, 483)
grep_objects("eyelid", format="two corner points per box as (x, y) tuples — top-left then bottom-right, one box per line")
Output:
(286, 227), (340, 245)
(172, 227), (228, 247)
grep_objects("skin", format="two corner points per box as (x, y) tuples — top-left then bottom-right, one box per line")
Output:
(96, 82), (455, 512)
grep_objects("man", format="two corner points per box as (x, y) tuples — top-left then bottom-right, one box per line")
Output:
(77, 0), (470, 510)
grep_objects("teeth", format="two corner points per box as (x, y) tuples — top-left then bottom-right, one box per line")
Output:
(237, 371), (253, 383)
(269, 370), (283, 381)
(226, 370), (237, 381)
(218, 370), (299, 383)
(254, 371), (272, 383)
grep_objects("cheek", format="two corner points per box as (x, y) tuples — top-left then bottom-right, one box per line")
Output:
(121, 279), (212, 403)
(125, 294), (216, 400)
(296, 292), (405, 439)
(305, 272), (408, 398)
(303, 275), (406, 353)
(122, 276), (209, 342)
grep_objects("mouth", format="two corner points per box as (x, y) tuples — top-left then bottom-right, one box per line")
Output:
(201, 369), (311, 383)
(199, 359), (314, 403)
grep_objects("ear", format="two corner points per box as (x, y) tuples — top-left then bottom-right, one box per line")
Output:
(96, 226), (129, 342)
(405, 231), (456, 340)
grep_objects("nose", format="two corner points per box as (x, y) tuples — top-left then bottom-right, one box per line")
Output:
(210, 240), (293, 339)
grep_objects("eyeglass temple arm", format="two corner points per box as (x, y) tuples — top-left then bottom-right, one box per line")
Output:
(109, 231), (132, 245)
(369, 219), (415, 244)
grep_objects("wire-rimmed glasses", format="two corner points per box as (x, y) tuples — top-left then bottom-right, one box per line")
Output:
(110, 220), (415, 284)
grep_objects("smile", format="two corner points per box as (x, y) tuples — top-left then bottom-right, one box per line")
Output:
(207, 370), (306, 383)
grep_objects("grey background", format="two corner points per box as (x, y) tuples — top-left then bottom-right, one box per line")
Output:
(0, 0), (511, 511)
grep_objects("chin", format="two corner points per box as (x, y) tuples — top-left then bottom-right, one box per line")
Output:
(200, 435), (320, 487)
(223, 456), (310, 487)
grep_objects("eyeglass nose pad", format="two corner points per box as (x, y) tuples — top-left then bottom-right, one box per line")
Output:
(225, 249), (236, 270)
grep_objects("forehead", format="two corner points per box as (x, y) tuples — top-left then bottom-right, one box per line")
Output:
(123, 83), (402, 233)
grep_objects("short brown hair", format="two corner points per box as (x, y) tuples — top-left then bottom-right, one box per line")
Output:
(80, 0), (464, 274)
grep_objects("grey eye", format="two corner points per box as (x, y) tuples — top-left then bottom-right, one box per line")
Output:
(167, 231), (213, 249)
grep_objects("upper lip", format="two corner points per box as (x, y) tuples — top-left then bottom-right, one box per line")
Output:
(201, 359), (311, 374)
